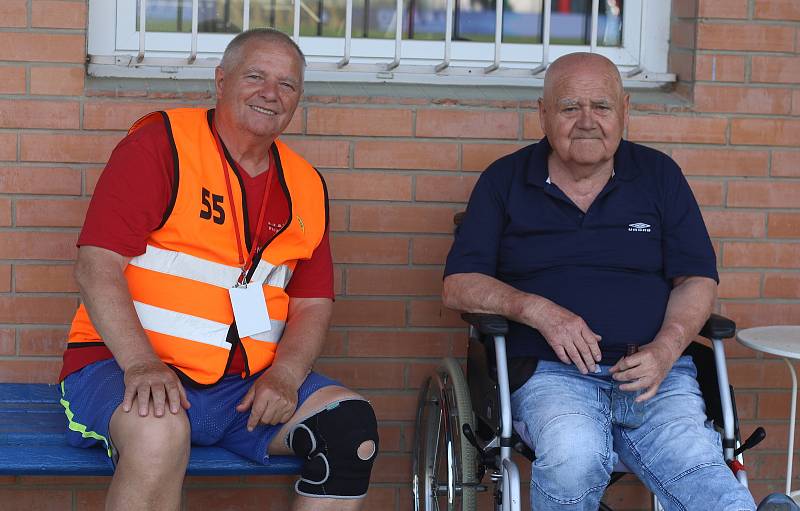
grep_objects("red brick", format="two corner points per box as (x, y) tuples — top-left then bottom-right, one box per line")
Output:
(772, 151), (800, 177)
(0, 296), (78, 324)
(0, 0), (27, 27)
(409, 300), (464, 327)
(368, 393), (417, 421)
(727, 359), (793, 389)
(324, 171), (411, 200)
(0, 489), (72, 510)
(699, 0), (748, 18)
(20, 133), (123, 163)
(758, 392), (795, 419)
(328, 203), (347, 232)
(347, 268), (443, 296)
(185, 488), (290, 510)
(727, 181), (800, 208)
(695, 54), (746, 82)
(416, 109), (518, 139)
(84, 167), (103, 195)
(723, 302), (800, 329)
(0, 33), (85, 63)
(669, 50), (695, 82)
(83, 101), (186, 130)
(0, 65), (26, 94)
(319, 330), (345, 357)
(697, 23), (795, 52)
(354, 140), (458, 170)
(672, 0), (698, 18)
(0, 167), (82, 195)
(794, 90), (800, 116)
(671, 18), (697, 49)
(412, 236), (453, 265)
(15, 198), (89, 227)
(331, 234), (408, 264)
(350, 205), (457, 233)
(416, 174), (478, 202)
(672, 148), (768, 177)
(0, 99), (80, 129)
(693, 85), (792, 115)
(0, 329), (14, 356)
(0, 265), (9, 292)
(462, 143), (526, 172)
(768, 213), (800, 238)
(330, 299), (405, 327)
(371, 453), (411, 483)
(754, 0), (800, 21)
(718, 272), (761, 299)
(15, 264), (77, 292)
(30, 65), (85, 96)
(722, 242), (800, 268)
(280, 138), (350, 168)
(702, 210), (766, 238)
(348, 331), (457, 358)
(522, 112), (545, 140)
(628, 116), (727, 144)
(19, 328), (68, 356)
(0, 231), (78, 260)
(751, 56), (800, 84)
(32, 0), (87, 29)
(0, 134), (15, 161)
(687, 179), (724, 206)
(307, 107), (412, 136)
(0, 199), (10, 226)
(314, 360), (404, 388)
(407, 360), (444, 389)
(763, 274), (800, 299)
(732, 118), (800, 146)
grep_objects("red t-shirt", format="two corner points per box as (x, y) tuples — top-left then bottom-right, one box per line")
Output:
(61, 116), (333, 380)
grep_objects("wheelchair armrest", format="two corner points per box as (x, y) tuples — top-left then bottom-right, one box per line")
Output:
(699, 313), (736, 340)
(461, 313), (509, 336)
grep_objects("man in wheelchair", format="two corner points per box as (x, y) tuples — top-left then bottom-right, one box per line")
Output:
(441, 52), (761, 510)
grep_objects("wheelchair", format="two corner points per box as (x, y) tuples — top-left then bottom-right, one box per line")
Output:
(411, 312), (767, 511)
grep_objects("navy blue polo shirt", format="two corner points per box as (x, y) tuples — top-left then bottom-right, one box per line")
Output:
(444, 138), (718, 363)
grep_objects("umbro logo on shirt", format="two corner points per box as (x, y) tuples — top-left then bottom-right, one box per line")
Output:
(628, 222), (651, 232)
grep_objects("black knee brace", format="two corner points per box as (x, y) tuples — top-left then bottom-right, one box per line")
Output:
(287, 399), (379, 498)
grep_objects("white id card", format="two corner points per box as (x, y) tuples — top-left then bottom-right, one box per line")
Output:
(228, 284), (271, 338)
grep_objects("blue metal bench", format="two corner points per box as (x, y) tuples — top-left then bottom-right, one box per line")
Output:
(0, 383), (302, 476)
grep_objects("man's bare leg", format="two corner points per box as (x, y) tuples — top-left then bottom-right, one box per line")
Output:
(268, 386), (377, 511)
(106, 399), (191, 511)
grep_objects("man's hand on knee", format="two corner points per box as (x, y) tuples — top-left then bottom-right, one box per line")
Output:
(122, 358), (190, 417)
(529, 299), (602, 374)
(237, 364), (302, 431)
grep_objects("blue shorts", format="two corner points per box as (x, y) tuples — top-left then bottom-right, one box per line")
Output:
(60, 358), (341, 468)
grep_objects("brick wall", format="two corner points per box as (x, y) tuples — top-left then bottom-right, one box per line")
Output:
(0, 0), (798, 509)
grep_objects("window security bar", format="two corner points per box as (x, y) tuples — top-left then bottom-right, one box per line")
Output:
(95, 0), (675, 87)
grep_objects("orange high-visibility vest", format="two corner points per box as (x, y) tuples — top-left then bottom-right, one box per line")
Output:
(67, 108), (328, 386)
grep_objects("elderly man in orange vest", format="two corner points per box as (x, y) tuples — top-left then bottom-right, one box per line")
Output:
(58, 28), (378, 511)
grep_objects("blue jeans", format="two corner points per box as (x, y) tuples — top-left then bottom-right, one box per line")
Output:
(510, 357), (756, 511)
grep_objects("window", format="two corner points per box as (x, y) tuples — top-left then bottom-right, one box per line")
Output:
(87, 0), (673, 86)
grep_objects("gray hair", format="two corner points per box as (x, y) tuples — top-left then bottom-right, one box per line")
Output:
(220, 28), (306, 73)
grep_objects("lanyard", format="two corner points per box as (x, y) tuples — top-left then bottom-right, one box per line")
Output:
(211, 120), (275, 286)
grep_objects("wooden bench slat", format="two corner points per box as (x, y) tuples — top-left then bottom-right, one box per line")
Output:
(0, 383), (301, 476)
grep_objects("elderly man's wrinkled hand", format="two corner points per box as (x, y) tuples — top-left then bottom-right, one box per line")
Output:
(533, 301), (602, 374)
(236, 365), (301, 432)
(609, 342), (677, 402)
(122, 358), (190, 417)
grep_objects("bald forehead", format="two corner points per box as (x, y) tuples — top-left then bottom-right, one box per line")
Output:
(543, 53), (623, 102)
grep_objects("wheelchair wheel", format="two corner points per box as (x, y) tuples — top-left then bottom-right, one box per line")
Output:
(412, 357), (478, 511)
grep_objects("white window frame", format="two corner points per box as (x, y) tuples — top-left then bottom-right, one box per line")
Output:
(88, 0), (674, 87)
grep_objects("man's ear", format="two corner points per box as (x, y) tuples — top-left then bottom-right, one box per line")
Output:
(214, 66), (225, 99)
(538, 97), (547, 136)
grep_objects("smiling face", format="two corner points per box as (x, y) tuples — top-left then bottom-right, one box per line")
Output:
(539, 53), (629, 169)
(214, 38), (304, 144)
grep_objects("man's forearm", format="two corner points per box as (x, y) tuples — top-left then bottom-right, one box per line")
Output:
(75, 247), (159, 371)
(268, 298), (333, 387)
(442, 272), (549, 327)
(651, 276), (717, 359)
